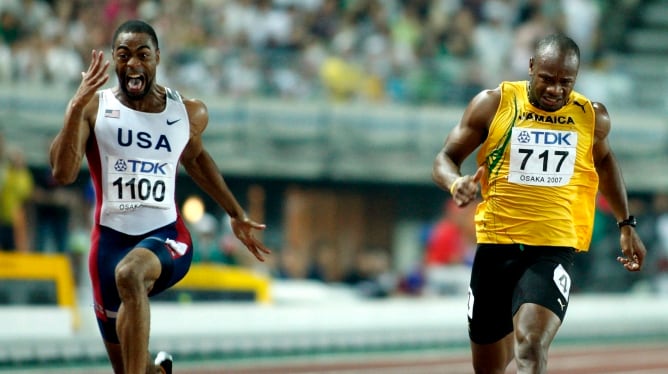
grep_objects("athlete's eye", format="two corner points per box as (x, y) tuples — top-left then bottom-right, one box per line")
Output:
(561, 79), (574, 87)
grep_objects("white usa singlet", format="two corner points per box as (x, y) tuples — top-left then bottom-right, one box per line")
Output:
(91, 88), (189, 235)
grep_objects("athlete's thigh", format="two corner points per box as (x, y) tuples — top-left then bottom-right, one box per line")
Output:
(90, 226), (138, 318)
(139, 227), (193, 296)
(468, 244), (524, 344)
(89, 226), (142, 342)
(512, 246), (575, 321)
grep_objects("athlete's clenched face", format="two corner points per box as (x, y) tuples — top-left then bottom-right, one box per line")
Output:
(528, 48), (579, 112)
(112, 32), (160, 100)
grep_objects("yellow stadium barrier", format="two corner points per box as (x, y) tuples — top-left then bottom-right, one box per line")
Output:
(170, 263), (271, 304)
(0, 251), (79, 329)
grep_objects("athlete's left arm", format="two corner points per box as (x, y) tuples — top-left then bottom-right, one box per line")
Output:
(591, 101), (645, 272)
(180, 98), (270, 262)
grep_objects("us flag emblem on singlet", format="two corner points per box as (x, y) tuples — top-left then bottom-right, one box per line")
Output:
(104, 109), (120, 118)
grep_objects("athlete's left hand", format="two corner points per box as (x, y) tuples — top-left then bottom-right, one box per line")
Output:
(231, 217), (271, 262)
(617, 227), (646, 272)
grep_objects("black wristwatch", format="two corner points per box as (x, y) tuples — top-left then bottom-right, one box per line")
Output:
(617, 216), (637, 229)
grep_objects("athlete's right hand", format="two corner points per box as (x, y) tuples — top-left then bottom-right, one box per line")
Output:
(451, 166), (484, 207)
(230, 216), (272, 262)
(74, 50), (110, 105)
(617, 226), (646, 272)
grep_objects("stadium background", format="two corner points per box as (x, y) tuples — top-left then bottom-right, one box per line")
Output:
(1, 0), (668, 372)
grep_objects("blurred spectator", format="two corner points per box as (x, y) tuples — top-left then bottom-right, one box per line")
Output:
(0, 8), (23, 47)
(509, 1), (560, 80)
(307, 239), (341, 283)
(41, 25), (84, 87)
(421, 199), (476, 295)
(424, 199), (476, 267)
(31, 166), (79, 254)
(0, 145), (34, 251)
(319, 13), (366, 101)
(472, 0), (515, 88)
(275, 245), (310, 279)
(560, 0), (602, 65)
(103, 0), (138, 32)
(16, 0), (53, 35)
(343, 247), (396, 298)
(189, 211), (223, 263)
(308, 0), (340, 42)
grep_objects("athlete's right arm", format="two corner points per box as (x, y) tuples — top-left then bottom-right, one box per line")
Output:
(432, 88), (499, 206)
(50, 50), (109, 185)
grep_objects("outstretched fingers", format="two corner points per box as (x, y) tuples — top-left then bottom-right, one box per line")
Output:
(233, 219), (271, 262)
(79, 50), (110, 96)
(246, 237), (272, 262)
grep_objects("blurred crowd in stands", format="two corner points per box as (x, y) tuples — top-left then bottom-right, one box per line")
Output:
(2, 0), (666, 299)
(0, 0), (638, 105)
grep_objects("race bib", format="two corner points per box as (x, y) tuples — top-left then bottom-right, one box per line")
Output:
(106, 155), (175, 211)
(508, 128), (577, 186)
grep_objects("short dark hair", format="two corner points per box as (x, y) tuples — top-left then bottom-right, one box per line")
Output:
(112, 19), (159, 50)
(535, 33), (580, 61)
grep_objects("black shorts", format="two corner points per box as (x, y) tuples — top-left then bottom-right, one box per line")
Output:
(467, 243), (575, 344)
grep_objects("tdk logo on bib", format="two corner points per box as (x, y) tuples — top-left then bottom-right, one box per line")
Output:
(517, 130), (572, 146)
(113, 158), (168, 175)
(114, 159), (128, 172)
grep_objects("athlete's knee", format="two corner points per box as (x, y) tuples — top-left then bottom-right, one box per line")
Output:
(115, 249), (162, 296)
(115, 262), (146, 296)
(514, 331), (549, 372)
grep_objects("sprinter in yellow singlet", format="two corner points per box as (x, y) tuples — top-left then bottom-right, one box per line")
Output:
(432, 34), (646, 374)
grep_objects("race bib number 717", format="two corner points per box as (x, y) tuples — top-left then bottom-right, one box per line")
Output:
(508, 128), (577, 187)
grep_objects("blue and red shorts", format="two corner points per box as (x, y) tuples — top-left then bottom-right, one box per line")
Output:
(89, 218), (193, 343)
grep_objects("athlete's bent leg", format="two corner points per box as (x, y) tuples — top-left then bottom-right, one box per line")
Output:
(512, 303), (562, 374)
(115, 247), (163, 374)
(471, 332), (514, 374)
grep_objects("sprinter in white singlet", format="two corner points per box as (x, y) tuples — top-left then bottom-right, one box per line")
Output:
(49, 20), (270, 374)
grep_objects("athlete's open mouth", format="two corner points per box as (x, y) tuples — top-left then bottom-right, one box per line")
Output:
(126, 74), (145, 94)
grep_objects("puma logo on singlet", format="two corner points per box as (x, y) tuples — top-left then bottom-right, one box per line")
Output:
(572, 101), (586, 113)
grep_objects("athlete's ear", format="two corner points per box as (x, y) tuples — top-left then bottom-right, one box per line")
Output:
(156, 48), (160, 65)
(528, 56), (535, 76)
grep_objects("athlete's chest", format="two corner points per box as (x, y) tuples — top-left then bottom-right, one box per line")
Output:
(96, 107), (189, 156)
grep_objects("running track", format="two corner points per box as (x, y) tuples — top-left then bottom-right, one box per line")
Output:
(7, 341), (668, 373)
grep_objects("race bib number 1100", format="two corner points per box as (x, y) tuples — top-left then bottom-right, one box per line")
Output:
(508, 128), (577, 187)
(106, 155), (175, 211)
